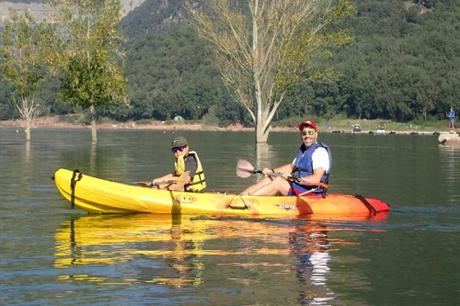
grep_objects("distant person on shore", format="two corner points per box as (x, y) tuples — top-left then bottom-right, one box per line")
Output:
(241, 119), (331, 196)
(149, 136), (206, 191)
(447, 107), (456, 133)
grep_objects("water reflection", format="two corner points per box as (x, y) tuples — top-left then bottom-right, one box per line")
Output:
(24, 140), (31, 163)
(286, 214), (388, 304)
(159, 214), (204, 287)
(54, 214), (387, 303)
(55, 214), (208, 287)
(289, 224), (334, 305)
(20, 140), (32, 189)
(89, 142), (96, 173)
(438, 144), (459, 177)
(438, 144), (460, 205)
(289, 223), (334, 304)
(255, 143), (275, 169)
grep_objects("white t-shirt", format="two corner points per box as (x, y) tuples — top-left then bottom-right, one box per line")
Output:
(312, 147), (330, 173)
(292, 147), (330, 173)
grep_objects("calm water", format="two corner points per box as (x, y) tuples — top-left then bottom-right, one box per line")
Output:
(0, 128), (459, 305)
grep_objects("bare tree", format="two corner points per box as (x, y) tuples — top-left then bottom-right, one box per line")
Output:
(186, 0), (354, 143)
(0, 9), (57, 141)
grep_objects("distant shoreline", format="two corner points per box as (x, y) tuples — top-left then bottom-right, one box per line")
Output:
(0, 116), (453, 136)
(0, 116), (258, 132)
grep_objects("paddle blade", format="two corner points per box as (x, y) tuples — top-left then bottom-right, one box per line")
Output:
(236, 159), (255, 178)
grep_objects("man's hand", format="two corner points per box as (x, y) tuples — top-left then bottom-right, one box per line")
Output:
(261, 168), (274, 176)
(286, 174), (301, 183)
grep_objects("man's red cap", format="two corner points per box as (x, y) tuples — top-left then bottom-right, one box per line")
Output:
(298, 120), (317, 132)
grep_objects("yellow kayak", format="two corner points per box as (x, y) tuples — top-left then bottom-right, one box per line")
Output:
(53, 168), (391, 217)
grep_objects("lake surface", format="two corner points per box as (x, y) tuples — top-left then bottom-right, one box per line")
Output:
(0, 127), (459, 305)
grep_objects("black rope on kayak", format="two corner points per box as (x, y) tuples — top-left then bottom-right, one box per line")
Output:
(355, 194), (377, 215)
(70, 169), (82, 209)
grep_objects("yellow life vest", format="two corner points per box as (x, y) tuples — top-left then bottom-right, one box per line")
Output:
(174, 151), (206, 192)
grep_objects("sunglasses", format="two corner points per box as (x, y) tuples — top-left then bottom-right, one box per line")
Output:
(301, 130), (316, 136)
(171, 145), (186, 153)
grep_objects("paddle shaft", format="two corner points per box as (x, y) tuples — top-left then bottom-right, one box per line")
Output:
(136, 179), (175, 187)
(254, 169), (327, 196)
(138, 172), (189, 188)
(255, 169), (285, 178)
(298, 188), (318, 196)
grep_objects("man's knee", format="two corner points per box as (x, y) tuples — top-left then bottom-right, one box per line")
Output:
(273, 177), (289, 188)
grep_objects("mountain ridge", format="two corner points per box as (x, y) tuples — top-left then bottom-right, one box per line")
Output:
(0, 0), (146, 23)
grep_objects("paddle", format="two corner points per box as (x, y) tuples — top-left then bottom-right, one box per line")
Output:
(236, 159), (285, 179)
(298, 188), (319, 196)
(236, 159), (329, 194)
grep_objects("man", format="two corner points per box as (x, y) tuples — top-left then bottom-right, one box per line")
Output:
(447, 107), (456, 133)
(150, 136), (206, 192)
(241, 120), (331, 196)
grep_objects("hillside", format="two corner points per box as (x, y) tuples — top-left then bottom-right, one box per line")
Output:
(1, 0), (459, 125)
(121, 0), (460, 124)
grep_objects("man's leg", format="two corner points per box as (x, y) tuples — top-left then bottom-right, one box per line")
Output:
(241, 177), (272, 195)
(249, 177), (291, 196)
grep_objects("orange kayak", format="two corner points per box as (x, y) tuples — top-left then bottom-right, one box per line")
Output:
(54, 168), (390, 218)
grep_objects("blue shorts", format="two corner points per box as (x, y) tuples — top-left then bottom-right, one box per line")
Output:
(288, 182), (309, 196)
(288, 182), (325, 196)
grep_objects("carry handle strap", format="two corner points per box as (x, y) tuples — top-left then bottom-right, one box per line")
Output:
(70, 169), (82, 209)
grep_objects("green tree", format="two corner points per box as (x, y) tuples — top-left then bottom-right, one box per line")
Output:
(52, 0), (126, 143)
(0, 9), (57, 141)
